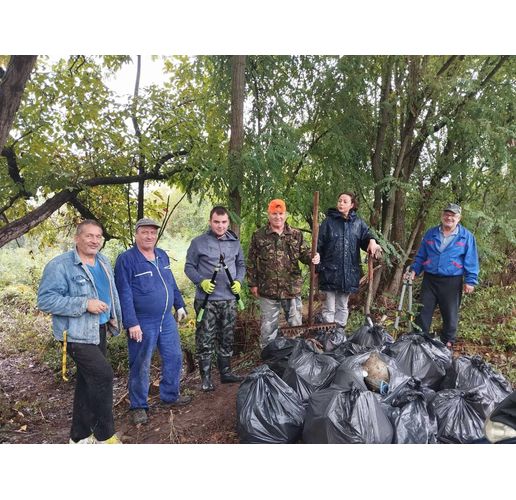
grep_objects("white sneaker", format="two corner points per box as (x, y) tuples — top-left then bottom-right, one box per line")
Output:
(69, 434), (96, 444)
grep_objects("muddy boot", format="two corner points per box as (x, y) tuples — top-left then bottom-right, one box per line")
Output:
(217, 355), (243, 384)
(199, 357), (214, 392)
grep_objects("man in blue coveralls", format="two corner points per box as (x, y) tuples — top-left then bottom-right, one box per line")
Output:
(115, 218), (191, 425)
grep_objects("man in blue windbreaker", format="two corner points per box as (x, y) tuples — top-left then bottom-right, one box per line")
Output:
(115, 218), (191, 426)
(406, 203), (479, 349)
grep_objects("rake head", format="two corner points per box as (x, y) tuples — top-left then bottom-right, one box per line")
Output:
(279, 322), (337, 339)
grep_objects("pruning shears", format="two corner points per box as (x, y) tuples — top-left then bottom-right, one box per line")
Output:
(196, 260), (221, 322)
(220, 254), (245, 311)
(394, 266), (414, 333)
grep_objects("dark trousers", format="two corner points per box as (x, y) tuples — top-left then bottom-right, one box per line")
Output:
(415, 273), (463, 343)
(67, 326), (115, 442)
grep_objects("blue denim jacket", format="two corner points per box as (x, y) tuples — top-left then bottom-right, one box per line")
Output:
(37, 248), (122, 344)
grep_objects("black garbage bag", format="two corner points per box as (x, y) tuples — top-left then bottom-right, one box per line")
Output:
(314, 325), (347, 352)
(490, 390), (516, 431)
(332, 350), (409, 393)
(329, 340), (375, 363)
(381, 377), (437, 443)
(383, 333), (452, 390)
(236, 365), (305, 444)
(303, 386), (394, 443)
(442, 355), (512, 416)
(260, 336), (300, 377)
(347, 324), (394, 348)
(430, 388), (486, 443)
(282, 340), (340, 402)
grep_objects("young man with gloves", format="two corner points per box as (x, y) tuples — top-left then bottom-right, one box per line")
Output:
(185, 206), (246, 392)
(115, 218), (191, 425)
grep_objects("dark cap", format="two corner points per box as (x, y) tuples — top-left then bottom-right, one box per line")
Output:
(443, 203), (462, 214)
(135, 217), (161, 231)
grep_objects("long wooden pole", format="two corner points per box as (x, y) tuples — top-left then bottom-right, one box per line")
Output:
(308, 191), (319, 326)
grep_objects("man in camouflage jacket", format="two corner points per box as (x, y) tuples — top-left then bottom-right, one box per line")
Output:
(247, 199), (320, 347)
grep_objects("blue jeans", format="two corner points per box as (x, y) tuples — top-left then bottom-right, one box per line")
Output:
(128, 320), (182, 409)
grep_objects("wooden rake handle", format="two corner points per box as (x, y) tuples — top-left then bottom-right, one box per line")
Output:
(365, 255), (374, 318)
(308, 191), (319, 326)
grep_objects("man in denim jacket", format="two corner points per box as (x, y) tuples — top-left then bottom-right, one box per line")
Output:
(406, 203), (479, 349)
(37, 220), (122, 444)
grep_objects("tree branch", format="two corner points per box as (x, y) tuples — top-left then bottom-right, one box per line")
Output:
(1, 146), (32, 198)
(0, 159), (192, 247)
(69, 194), (115, 240)
(0, 188), (79, 247)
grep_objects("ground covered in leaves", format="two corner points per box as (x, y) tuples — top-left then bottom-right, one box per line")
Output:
(0, 347), (258, 444)
(1, 334), (513, 444)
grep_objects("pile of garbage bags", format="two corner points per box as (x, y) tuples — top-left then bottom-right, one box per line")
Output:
(236, 326), (514, 444)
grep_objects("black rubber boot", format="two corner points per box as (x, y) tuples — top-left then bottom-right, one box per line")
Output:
(217, 355), (243, 384)
(199, 357), (214, 392)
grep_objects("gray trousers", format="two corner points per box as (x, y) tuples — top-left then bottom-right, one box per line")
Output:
(321, 291), (350, 327)
(259, 297), (302, 347)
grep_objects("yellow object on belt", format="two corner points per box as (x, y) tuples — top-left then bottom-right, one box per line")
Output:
(62, 330), (69, 381)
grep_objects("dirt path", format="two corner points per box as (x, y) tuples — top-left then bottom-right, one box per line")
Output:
(0, 350), (252, 444)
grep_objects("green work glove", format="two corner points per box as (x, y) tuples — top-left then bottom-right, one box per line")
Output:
(200, 279), (215, 294)
(230, 280), (241, 295)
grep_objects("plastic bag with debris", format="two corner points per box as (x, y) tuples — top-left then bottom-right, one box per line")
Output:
(303, 386), (394, 444)
(237, 365), (305, 444)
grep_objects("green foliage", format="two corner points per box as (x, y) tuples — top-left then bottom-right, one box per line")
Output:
(0, 247), (60, 289)
(457, 284), (516, 350)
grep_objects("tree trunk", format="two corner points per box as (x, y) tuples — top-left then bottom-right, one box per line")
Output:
(0, 56), (37, 152)
(131, 55), (145, 221)
(228, 55), (246, 236)
(371, 57), (393, 229)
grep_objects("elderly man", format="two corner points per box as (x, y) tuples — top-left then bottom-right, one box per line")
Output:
(38, 219), (122, 444)
(114, 218), (190, 426)
(185, 206), (246, 391)
(247, 199), (320, 348)
(406, 203), (479, 348)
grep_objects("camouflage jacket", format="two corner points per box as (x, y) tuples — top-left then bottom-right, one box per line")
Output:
(247, 222), (312, 299)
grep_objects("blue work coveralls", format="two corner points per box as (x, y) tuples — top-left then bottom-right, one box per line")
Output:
(114, 246), (186, 409)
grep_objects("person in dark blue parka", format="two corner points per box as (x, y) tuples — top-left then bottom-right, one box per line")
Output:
(114, 218), (191, 425)
(317, 192), (382, 328)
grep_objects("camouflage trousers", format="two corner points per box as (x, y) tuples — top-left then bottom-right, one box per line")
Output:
(259, 296), (302, 348)
(194, 299), (236, 361)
